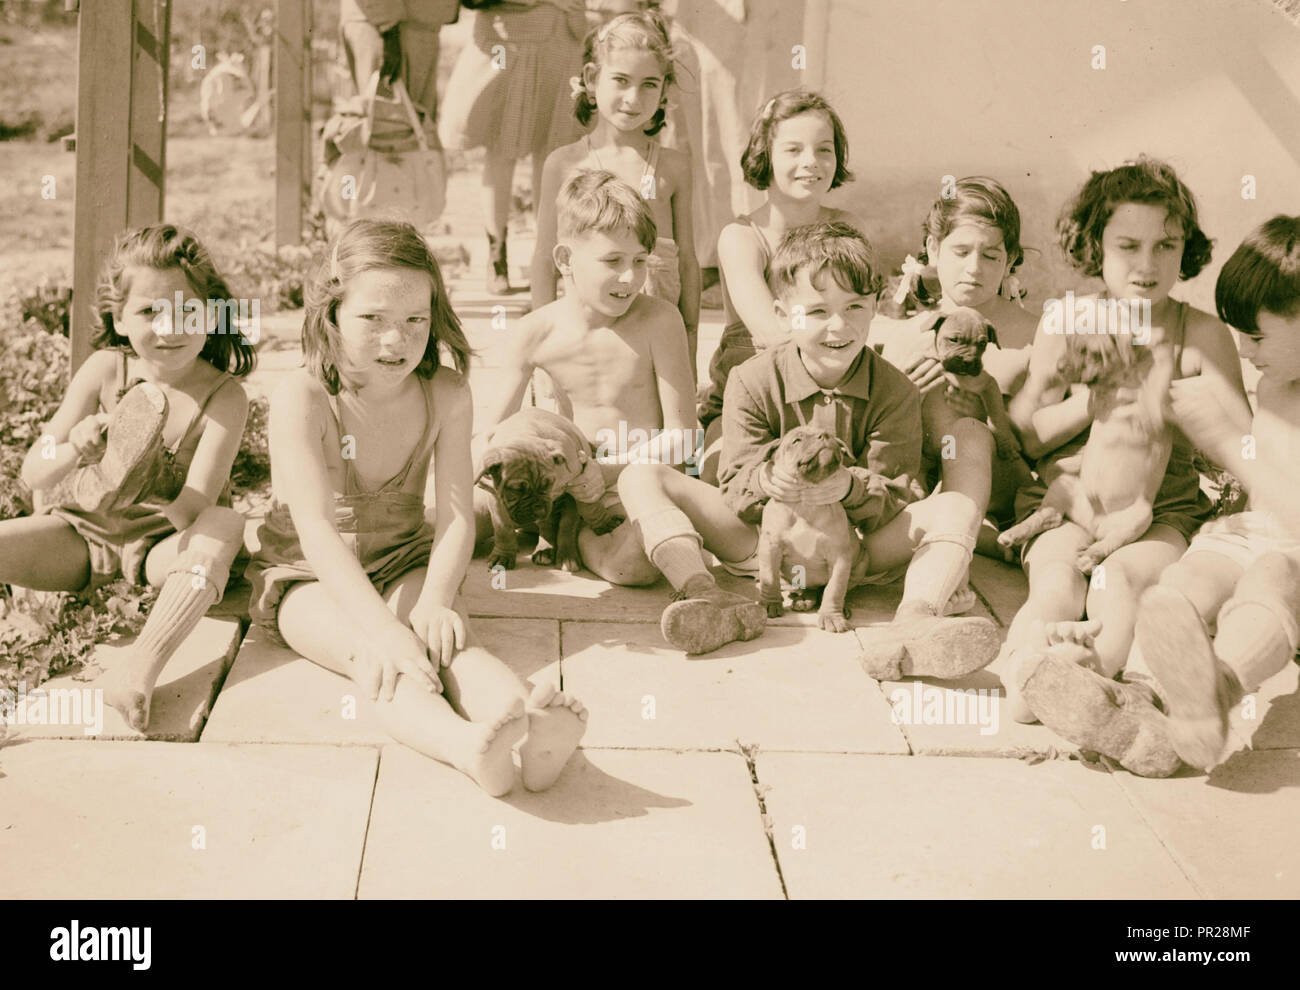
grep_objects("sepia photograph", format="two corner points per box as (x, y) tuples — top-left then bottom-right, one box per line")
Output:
(0, 0), (1297, 934)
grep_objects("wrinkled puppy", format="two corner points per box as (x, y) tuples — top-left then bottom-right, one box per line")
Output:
(998, 325), (1174, 573)
(922, 307), (1022, 460)
(475, 408), (622, 571)
(758, 426), (865, 633)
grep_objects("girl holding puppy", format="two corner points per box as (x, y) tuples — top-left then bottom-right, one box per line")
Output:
(246, 219), (586, 796)
(1002, 157), (1252, 774)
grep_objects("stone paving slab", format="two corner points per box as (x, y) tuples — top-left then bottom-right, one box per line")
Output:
(1229, 661), (1300, 751)
(0, 741), (376, 898)
(559, 621), (909, 753)
(459, 557), (671, 622)
(357, 746), (782, 899)
(758, 752), (1198, 899)
(5, 617), (241, 743)
(1112, 749), (1300, 898)
(876, 646), (1076, 758)
(202, 618), (559, 745)
(968, 553), (1029, 627)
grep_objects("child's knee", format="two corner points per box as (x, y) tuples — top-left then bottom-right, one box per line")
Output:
(1153, 558), (1220, 620)
(191, 505), (245, 544)
(581, 526), (660, 586)
(918, 490), (980, 537)
(1233, 552), (1300, 624)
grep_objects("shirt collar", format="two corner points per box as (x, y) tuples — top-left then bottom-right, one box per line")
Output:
(777, 342), (874, 403)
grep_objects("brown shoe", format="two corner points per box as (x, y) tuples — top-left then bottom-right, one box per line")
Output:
(1136, 587), (1242, 771)
(660, 574), (767, 655)
(1021, 647), (1181, 777)
(858, 605), (1000, 681)
(67, 382), (168, 513)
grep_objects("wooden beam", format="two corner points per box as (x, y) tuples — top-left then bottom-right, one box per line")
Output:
(69, 0), (170, 373)
(274, 0), (312, 247)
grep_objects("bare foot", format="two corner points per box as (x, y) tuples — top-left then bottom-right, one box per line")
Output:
(94, 648), (158, 733)
(518, 682), (588, 792)
(455, 698), (528, 797)
(1045, 619), (1104, 652)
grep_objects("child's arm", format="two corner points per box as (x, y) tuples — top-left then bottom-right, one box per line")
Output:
(839, 370), (924, 533)
(529, 149), (568, 313)
(665, 149), (700, 344)
(1008, 321), (1091, 461)
(1185, 312), (1254, 441)
(270, 375), (440, 696)
(154, 380), (248, 532)
(20, 349), (115, 491)
(407, 373), (476, 664)
(717, 220), (788, 350)
(479, 312), (541, 437)
(606, 302), (698, 466)
(717, 372), (780, 524)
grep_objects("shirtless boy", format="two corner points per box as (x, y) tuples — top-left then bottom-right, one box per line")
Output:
(477, 169), (697, 583)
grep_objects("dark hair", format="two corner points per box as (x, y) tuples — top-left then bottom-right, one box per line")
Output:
(573, 10), (675, 136)
(92, 223), (256, 377)
(768, 221), (884, 300)
(740, 89), (853, 192)
(1057, 155), (1213, 280)
(302, 219), (471, 395)
(911, 176), (1025, 308)
(1215, 215), (1300, 337)
(556, 169), (658, 254)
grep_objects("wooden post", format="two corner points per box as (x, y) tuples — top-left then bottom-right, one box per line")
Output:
(69, 0), (170, 374)
(275, 0), (312, 247)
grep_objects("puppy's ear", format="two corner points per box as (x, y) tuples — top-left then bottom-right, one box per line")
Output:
(545, 440), (573, 473)
(923, 311), (946, 335)
(474, 451), (504, 492)
(984, 320), (999, 348)
(835, 437), (854, 465)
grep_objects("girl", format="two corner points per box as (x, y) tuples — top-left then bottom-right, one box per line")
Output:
(694, 89), (861, 483)
(438, 0), (589, 294)
(531, 9), (700, 378)
(5, 224), (254, 732)
(1003, 157), (1253, 775)
(869, 177), (1040, 557)
(246, 219), (586, 797)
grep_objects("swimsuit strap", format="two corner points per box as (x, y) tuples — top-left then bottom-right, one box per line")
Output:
(327, 380), (434, 494)
(643, 140), (659, 183)
(733, 214), (774, 262)
(1171, 297), (1189, 376)
(119, 348), (130, 394)
(585, 134), (601, 170)
(170, 371), (233, 455)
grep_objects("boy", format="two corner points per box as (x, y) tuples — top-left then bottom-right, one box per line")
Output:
(478, 169), (696, 584)
(616, 220), (1001, 666)
(1033, 215), (1300, 775)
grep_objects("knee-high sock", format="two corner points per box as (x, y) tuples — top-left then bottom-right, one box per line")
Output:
(899, 531), (975, 618)
(1214, 598), (1297, 695)
(639, 507), (711, 591)
(132, 570), (220, 678)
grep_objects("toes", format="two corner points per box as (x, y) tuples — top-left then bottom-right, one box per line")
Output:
(528, 681), (559, 709)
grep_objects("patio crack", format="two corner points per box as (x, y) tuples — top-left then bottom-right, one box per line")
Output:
(738, 740), (789, 899)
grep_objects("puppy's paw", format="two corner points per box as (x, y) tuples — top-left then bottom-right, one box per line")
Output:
(1074, 552), (1099, 574)
(558, 550), (582, 573)
(818, 609), (850, 633)
(531, 545), (556, 567)
(765, 600), (784, 619)
(589, 514), (624, 536)
(994, 431), (1021, 460)
(789, 587), (822, 612)
(488, 551), (517, 571)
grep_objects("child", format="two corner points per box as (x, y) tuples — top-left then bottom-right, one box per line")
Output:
(531, 9), (700, 378)
(247, 219), (586, 796)
(868, 176), (1038, 556)
(695, 89), (861, 484)
(615, 220), (1001, 668)
(5, 224), (253, 731)
(1002, 157), (1253, 774)
(1044, 216), (1300, 776)
(479, 169), (696, 586)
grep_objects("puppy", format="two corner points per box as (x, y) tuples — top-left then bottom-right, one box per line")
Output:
(998, 326), (1174, 572)
(920, 307), (1022, 460)
(475, 408), (621, 571)
(757, 426), (867, 633)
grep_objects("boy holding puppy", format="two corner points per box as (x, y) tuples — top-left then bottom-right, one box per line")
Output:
(617, 220), (1001, 669)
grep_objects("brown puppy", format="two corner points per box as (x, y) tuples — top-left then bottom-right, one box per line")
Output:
(757, 426), (866, 633)
(476, 408), (621, 571)
(923, 307), (1022, 460)
(998, 325), (1174, 572)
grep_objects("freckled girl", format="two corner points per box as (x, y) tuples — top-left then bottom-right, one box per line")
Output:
(246, 219), (586, 796)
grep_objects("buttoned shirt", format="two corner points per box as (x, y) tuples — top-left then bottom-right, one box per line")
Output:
(718, 342), (927, 532)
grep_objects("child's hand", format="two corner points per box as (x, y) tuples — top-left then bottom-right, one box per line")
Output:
(353, 621), (442, 702)
(408, 599), (467, 669)
(902, 354), (948, 395)
(943, 384), (986, 421)
(760, 462), (852, 505)
(68, 412), (110, 462)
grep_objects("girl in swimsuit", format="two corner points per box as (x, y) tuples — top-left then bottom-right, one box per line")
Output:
(8, 224), (254, 731)
(247, 218), (587, 796)
(531, 9), (700, 378)
(1002, 157), (1253, 775)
